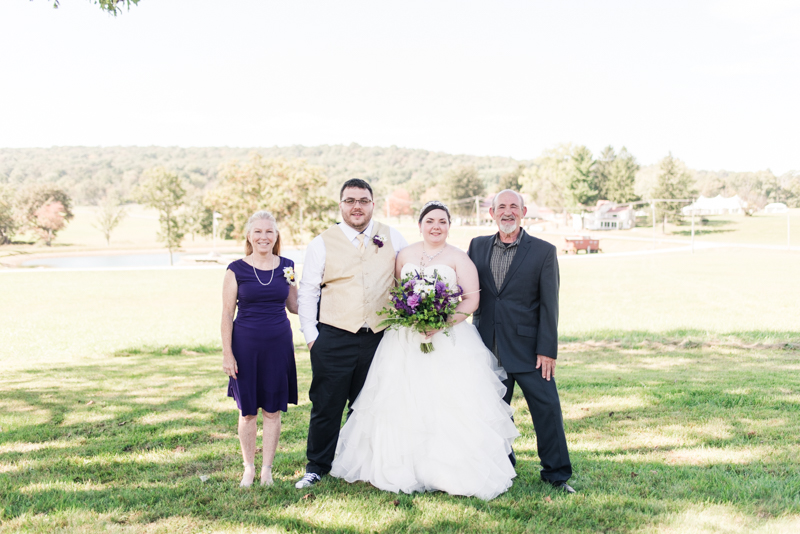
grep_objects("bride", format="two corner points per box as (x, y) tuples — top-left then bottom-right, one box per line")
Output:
(330, 201), (519, 501)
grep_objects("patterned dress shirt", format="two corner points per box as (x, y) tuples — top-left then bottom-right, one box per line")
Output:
(489, 230), (522, 290)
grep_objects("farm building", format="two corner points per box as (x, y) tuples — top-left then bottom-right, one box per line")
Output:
(582, 202), (635, 230)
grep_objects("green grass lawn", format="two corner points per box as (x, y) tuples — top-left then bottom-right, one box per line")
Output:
(628, 209), (799, 247)
(1, 249), (799, 532)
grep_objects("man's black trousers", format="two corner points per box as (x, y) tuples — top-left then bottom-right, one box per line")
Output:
(305, 323), (384, 476)
(503, 370), (572, 483)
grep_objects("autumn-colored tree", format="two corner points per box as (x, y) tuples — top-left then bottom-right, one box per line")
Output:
(15, 184), (74, 245)
(34, 201), (68, 246)
(136, 167), (186, 266)
(204, 154), (337, 244)
(386, 188), (413, 218)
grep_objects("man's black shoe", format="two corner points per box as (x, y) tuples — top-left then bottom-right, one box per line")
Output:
(509, 449), (516, 467)
(551, 481), (576, 494)
(295, 472), (321, 489)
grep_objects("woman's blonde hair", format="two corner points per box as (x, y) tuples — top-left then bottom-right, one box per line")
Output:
(244, 210), (281, 256)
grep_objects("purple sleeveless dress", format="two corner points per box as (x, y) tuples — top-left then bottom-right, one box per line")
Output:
(227, 258), (298, 415)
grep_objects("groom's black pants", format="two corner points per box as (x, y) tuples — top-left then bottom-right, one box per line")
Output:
(503, 371), (573, 483)
(305, 323), (384, 476)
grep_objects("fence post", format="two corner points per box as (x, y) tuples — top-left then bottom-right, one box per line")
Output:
(651, 202), (656, 248)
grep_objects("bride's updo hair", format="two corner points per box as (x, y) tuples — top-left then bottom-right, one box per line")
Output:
(418, 201), (451, 224)
(244, 210), (281, 256)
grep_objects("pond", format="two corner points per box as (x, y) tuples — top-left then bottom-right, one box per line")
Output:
(19, 249), (306, 269)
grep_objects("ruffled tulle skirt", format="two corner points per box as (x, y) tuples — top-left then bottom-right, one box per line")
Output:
(330, 322), (519, 500)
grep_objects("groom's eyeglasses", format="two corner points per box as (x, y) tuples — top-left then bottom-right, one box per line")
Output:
(341, 198), (372, 206)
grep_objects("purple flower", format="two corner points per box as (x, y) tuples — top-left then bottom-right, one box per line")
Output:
(407, 294), (420, 310)
(372, 235), (385, 248)
(435, 280), (447, 295)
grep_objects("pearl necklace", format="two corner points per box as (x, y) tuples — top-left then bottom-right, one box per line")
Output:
(252, 255), (278, 286)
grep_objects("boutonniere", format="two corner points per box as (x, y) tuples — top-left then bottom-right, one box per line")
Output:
(372, 234), (386, 249)
(283, 266), (297, 286)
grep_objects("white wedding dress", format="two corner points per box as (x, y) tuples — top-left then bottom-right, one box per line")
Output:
(330, 264), (519, 500)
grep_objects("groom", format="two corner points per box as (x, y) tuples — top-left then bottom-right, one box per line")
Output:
(467, 189), (574, 493)
(295, 178), (408, 488)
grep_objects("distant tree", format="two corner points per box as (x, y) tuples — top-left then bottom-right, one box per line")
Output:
(34, 201), (68, 246)
(566, 145), (597, 206)
(521, 144), (572, 208)
(605, 147), (640, 203)
(136, 167), (186, 266)
(652, 153), (696, 227)
(48, 0), (140, 15)
(498, 165), (525, 192)
(179, 194), (214, 242)
(419, 185), (443, 206)
(0, 184), (17, 244)
(15, 184), (74, 244)
(204, 154), (337, 244)
(0, 145), (523, 208)
(92, 196), (127, 245)
(752, 171), (798, 208)
(594, 146), (616, 200)
(440, 166), (485, 216)
(777, 171), (800, 207)
(386, 188), (413, 218)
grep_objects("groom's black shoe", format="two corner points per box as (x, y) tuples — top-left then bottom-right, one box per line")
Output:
(508, 449), (517, 467)
(295, 472), (321, 489)
(550, 481), (576, 494)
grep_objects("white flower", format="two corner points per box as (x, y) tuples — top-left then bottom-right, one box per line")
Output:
(413, 280), (425, 294)
(283, 266), (297, 286)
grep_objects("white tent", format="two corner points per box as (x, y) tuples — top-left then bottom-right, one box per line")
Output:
(682, 195), (746, 215)
(764, 203), (788, 214)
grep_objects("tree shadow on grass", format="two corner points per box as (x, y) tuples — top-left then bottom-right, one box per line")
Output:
(1, 344), (799, 532)
(671, 217), (737, 237)
(672, 228), (736, 237)
(559, 328), (800, 346)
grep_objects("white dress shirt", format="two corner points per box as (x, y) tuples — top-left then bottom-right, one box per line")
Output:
(298, 219), (408, 344)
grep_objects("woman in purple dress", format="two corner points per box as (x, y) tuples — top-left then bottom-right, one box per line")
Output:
(222, 211), (298, 487)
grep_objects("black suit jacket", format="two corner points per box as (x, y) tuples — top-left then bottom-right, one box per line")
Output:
(467, 229), (559, 373)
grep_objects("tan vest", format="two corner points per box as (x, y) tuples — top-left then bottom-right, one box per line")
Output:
(319, 221), (396, 333)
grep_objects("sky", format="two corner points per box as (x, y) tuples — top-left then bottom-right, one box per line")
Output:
(1, 0), (798, 173)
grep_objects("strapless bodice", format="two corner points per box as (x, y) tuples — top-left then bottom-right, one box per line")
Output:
(400, 263), (457, 286)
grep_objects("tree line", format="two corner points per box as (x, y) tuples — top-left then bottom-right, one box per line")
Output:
(2, 144), (798, 247)
(0, 155), (338, 259)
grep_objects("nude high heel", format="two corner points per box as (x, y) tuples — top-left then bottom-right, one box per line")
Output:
(240, 462), (256, 487)
(260, 463), (273, 486)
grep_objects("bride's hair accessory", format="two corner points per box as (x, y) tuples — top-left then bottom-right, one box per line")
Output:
(418, 201), (451, 223)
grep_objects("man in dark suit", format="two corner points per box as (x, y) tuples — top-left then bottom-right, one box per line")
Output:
(467, 189), (574, 493)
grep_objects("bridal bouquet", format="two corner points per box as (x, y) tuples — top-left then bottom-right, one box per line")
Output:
(377, 269), (464, 353)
